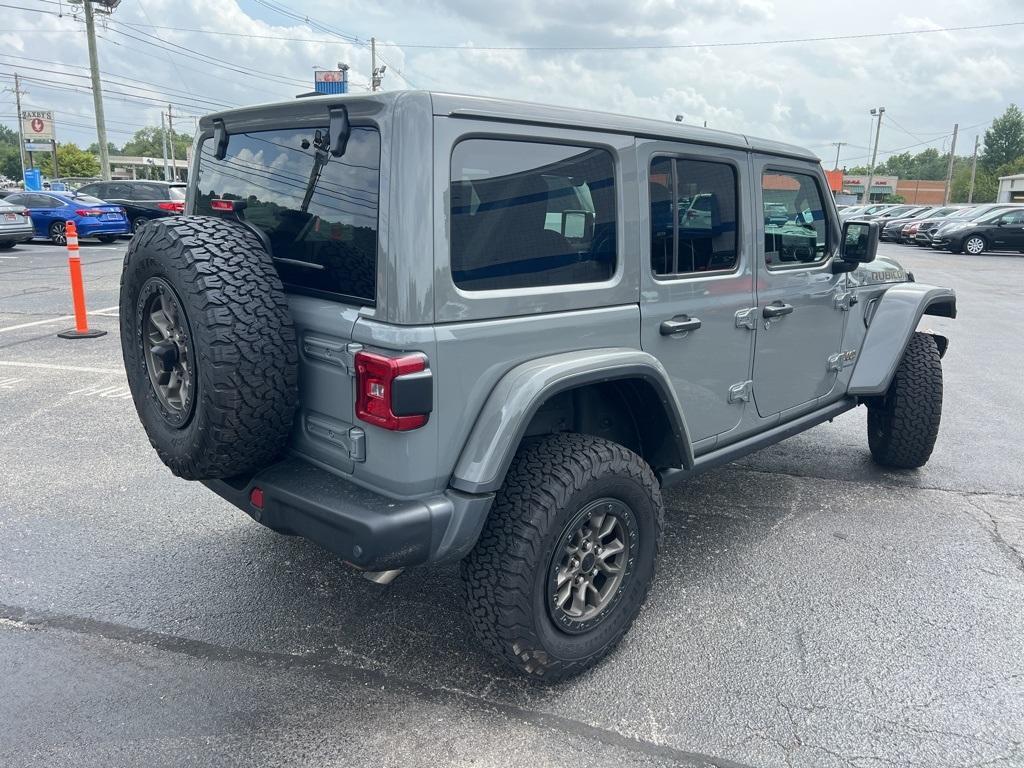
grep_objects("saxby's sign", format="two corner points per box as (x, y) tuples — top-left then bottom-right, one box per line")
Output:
(21, 110), (55, 142)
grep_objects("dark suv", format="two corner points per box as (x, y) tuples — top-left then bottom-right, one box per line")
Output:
(77, 180), (186, 235)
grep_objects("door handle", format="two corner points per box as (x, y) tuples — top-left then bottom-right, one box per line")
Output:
(762, 302), (794, 318)
(660, 315), (702, 335)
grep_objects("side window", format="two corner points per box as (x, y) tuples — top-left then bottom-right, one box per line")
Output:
(132, 183), (164, 200)
(78, 184), (101, 198)
(650, 156), (738, 276)
(762, 170), (829, 267)
(105, 184), (131, 200)
(450, 139), (616, 291)
(1001, 211), (1024, 225)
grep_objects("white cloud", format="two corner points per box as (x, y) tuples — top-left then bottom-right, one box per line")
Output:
(3, 0), (1021, 170)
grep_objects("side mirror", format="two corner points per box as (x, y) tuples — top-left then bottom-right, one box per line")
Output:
(835, 219), (878, 272)
(561, 210), (592, 239)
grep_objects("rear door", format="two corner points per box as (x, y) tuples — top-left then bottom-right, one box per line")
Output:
(752, 159), (847, 418)
(638, 141), (755, 446)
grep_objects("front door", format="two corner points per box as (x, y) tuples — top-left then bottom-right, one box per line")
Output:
(989, 209), (1024, 250)
(751, 160), (847, 418)
(639, 142), (755, 445)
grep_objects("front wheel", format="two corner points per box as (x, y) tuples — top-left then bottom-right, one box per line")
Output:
(462, 433), (663, 681)
(867, 332), (943, 469)
(963, 235), (986, 255)
(48, 221), (67, 245)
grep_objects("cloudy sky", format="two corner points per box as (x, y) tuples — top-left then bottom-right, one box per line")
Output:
(3, 0), (1022, 166)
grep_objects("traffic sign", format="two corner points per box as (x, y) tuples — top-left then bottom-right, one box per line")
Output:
(21, 110), (55, 142)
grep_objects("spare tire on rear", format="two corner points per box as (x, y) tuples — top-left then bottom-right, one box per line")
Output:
(120, 216), (298, 481)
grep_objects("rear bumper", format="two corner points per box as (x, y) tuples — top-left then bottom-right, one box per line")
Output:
(0, 225), (34, 242)
(76, 218), (130, 237)
(203, 457), (494, 571)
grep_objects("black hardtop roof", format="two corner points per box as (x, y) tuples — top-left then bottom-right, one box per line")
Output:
(200, 90), (820, 164)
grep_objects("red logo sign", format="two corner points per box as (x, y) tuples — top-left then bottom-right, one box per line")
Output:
(30, 117), (44, 133)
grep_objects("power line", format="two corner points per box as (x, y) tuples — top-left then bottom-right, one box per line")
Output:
(37, 14), (1024, 52)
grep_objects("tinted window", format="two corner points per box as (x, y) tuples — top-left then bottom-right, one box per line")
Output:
(131, 183), (167, 200)
(762, 170), (829, 266)
(78, 183), (103, 198)
(650, 157), (738, 276)
(195, 126), (380, 304)
(104, 184), (132, 200)
(450, 139), (616, 291)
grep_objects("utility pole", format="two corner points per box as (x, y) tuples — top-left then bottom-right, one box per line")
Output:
(370, 38), (386, 91)
(943, 123), (959, 205)
(4, 73), (28, 181)
(83, 0), (111, 180)
(166, 104), (176, 182)
(967, 134), (980, 204)
(863, 107), (885, 204)
(831, 141), (847, 170)
(371, 37), (377, 91)
(160, 111), (170, 181)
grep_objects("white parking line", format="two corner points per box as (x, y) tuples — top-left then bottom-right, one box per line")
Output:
(0, 305), (119, 333)
(0, 255), (16, 260)
(0, 361), (122, 375)
(0, 376), (24, 389)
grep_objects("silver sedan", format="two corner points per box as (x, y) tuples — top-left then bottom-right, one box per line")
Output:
(0, 199), (34, 249)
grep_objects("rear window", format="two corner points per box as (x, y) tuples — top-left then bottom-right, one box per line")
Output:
(195, 126), (380, 305)
(168, 186), (186, 201)
(450, 139), (616, 291)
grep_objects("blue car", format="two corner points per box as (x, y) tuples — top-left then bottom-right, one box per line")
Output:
(5, 191), (130, 244)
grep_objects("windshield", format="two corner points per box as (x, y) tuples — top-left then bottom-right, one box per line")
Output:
(947, 207), (982, 220)
(976, 207), (1016, 223)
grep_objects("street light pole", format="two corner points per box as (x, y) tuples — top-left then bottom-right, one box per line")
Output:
(863, 107), (885, 205)
(83, 0), (111, 181)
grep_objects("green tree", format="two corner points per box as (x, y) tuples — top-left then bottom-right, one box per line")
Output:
(0, 124), (20, 148)
(950, 164), (997, 203)
(0, 146), (23, 179)
(87, 141), (122, 157)
(34, 142), (100, 178)
(981, 104), (1024, 172)
(121, 126), (190, 161)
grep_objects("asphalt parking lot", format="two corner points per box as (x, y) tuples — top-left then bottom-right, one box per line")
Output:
(0, 238), (1021, 768)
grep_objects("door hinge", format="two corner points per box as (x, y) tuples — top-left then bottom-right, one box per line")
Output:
(734, 307), (758, 330)
(306, 415), (366, 462)
(833, 290), (858, 311)
(302, 337), (363, 374)
(827, 350), (858, 372)
(728, 379), (753, 403)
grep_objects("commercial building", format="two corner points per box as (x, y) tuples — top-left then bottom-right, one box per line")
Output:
(997, 173), (1024, 202)
(895, 179), (947, 204)
(842, 174), (898, 201)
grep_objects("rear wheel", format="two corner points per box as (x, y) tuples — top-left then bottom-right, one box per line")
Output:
(462, 433), (663, 681)
(867, 332), (943, 469)
(963, 235), (986, 255)
(48, 221), (67, 246)
(0, 241), (14, 249)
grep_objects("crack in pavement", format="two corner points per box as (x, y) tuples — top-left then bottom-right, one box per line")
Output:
(962, 498), (1024, 577)
(0, 602), (755, 768)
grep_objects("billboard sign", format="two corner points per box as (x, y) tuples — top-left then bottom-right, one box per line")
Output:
(21, 110), (55, 142)
(314, 70), (348, 95)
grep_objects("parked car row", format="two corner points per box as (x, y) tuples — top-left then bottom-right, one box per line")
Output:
(837, 201), (1024, 255)
(0, 181), (185, 247)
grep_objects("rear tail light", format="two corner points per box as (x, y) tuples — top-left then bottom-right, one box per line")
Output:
(158, 201), (185, 212)
(210, 198), (245, 213)
(75, 209), (102, 216)
(355, 350), (432, 431)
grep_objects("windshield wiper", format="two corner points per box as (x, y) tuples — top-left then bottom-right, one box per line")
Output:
(300, 106), (351, 213)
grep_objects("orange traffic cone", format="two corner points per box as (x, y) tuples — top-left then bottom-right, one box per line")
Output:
(58, 221), (107, 339)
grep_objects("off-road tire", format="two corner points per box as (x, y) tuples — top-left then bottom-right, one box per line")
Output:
(462, 433), (663, 682)
(867, 332), (942, 469)
(120, 216), (298, 480)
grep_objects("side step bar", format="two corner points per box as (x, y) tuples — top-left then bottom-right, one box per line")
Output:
(660, 398), (857, 488)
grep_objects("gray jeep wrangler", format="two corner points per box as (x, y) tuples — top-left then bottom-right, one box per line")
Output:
(120, 91), (956, 681)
